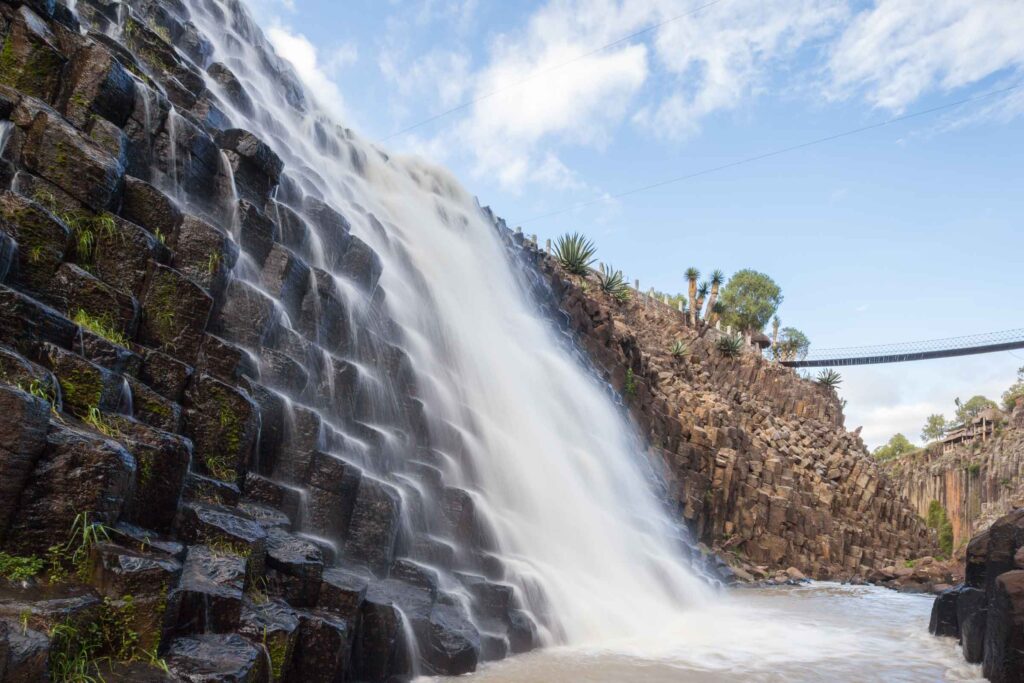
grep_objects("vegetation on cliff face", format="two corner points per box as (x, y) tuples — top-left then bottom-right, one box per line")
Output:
(1002, 366), (1024, 411)
(719, 269), (783, 334)
(874, 433), (918, 461)
(926, 500), (954, 557)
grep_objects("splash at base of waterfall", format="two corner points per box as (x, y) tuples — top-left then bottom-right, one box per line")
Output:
(437, 584), (984, 682)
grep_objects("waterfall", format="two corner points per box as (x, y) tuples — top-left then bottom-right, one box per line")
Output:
(143, 0), (710, 651)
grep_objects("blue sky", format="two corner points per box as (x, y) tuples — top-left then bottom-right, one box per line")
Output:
(247, 0), (1024, 447)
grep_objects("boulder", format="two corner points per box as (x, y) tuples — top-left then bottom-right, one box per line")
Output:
(138, 263), (213, 363)
(0, 284), (77, 352)
(183, 374), (259, 484)
(35, 341), (122, 417)
(984, 570), (1024, 683)
(3, 422), (135, 555)
(318, 568), (367, 624)
(0, 621), (50, 681)
(182, 472), (242, 508)
(165, 633), (267, 682)
(352, 584), (414, 682)
(112, 417), (191, 532)
(265, 527), (323, 607)
(139, 348), (192, 403)
(169, 214), (238, 300)
(118, 176), (182, 243)
(237, 599), (299, 683)
(196, 334), (258, 386)
(126, 375), (182, 433)
(345, 478), (402, 576)
(0, 189), (70, 296)
(91, 214), (167, 298)
(58, 41), (135, 128)
(259, 242), (310, 322)
(175, 503), (267, 581)
(959, 587), (988, 664)
(216, 129), (283, 204)
(339, 234), (382, 293)
(211, 278), (280, 349)
(19, 107), (124, 211)
(0, 6), (67, 102)
(290, 611), (352, 683)
(167, 545), (246, 636)
(206, 63), (254, 119)
(46, 262), (139, 337)
(297, 268), (350, 355)
(418, 603), (481, 676)
(0, 384), (50, 543)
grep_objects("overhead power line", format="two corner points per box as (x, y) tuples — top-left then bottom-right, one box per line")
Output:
(516, 82), (1024, 225)
(377, 0), (728, 142)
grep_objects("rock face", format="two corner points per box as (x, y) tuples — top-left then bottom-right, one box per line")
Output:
(930, 509), (1024, 680)
(494, 219), (935, 579)
(885, 414), (1024, 551)
(0, 1), (533, 679)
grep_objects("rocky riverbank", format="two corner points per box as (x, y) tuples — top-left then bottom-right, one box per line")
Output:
(499, 227), (936, 580)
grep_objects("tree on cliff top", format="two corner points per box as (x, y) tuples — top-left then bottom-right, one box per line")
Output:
(719, 269), (783, 333)
(953, 395), (998, 427)
(921, 414), (947, 443)
(1002, 366), (1024, 411)
(873, 433), (916, 461)
(775, 327), (810, 361)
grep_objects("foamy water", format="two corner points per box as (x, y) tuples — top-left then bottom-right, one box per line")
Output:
(443, 583), (982, 682)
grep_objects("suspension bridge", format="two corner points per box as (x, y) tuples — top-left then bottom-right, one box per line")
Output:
(781, 328), (1024, 368)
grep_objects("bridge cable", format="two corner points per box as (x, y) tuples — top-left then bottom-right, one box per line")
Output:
(515, 82), (1023, 225)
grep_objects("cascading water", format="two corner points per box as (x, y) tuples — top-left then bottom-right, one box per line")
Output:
(152, 0), (711, 650)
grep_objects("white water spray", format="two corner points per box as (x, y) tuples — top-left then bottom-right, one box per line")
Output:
(182, 0), (711, 648)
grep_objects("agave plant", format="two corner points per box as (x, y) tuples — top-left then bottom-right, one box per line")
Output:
(717, 333), (744, 358)
(553, 232), (597, 276)
(816, 368), (843, 389)
(670, 340), (690, 357)
(597, 263), (630, 301)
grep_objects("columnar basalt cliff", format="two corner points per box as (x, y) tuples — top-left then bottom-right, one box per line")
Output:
(0, 1), (551, 679)
(886, 408), (1024, 551)
(499, 228), (936, 580)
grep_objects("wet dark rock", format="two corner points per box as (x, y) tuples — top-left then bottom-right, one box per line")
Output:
(0, 284), (77, 353)
(0, 621), (49, 681)
(92, 215), (168, 298)
(196, 334), (257, 386)
(139, 347), (193, 403)
(265, 527), (323, 607)
(442, 487), (494, 552)
(237, 502), (290, 531)
(257, 347), (309, 396)
(121, 14), (206, 112)
(217, 128), (283, 204)
(345, 478), (402, 576)
(182, 471), (242, 508)
(212, 277), (280, 349)
(77, 327), (139, 377)
(207, 62), (254, 119)
(89, 541), (182, 598)
(260, 242), (310, 322)
(169, 214), (238, 300)
(167, 545), (246, 636)
(0, 384), (50, 544)
(984, 510), (1024, 597)
(58, 41), (135, 128)
(235, 199), (277, 267)
(300, 196), (350, 269)
(318, 568), (367, 624)
(929, 585), (962, 638)
(297, 268), (350, 354)
(0, 230), (14, 283)
(352, 584), (415, 682)
(0, 189), (70, 296)
(237, 598), (298, 683)
(46, 262), (139, 337)
(291, 610), (352, 683)
(984, 570), (1024, 683)
(3, 421), (134, 555)
(0, 6), (66, 103)
(242, 473), (302, 524)
(958, 586), (988, 664)
(391, 559), (440, 599)
(175, 502), (267, 580)
(418, 602), (481, 676)
(139, 263), (213, 363)
(19, 106), (124, 211)
(112, 417), (191, 532)
(119, 176), (182, 243)
(339, 234), (382, 294)
(165, 633), (267, 682)
(35, 341), (122, 417)
(93, 661), (176, 682)
(507, 608), (539, 654)
(183, 374), (258, 484)
(109, 522), (186, 561)
(126, 375), (182, 433)
(270, 402), (322, 485)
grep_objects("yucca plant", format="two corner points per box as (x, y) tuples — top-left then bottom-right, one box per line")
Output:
(553, 232), (597, 276)
(816, 368), (843, 389)
(670, 340), (690, 357)
(685, 267), (700, 325)
(695, 281), (709, 322)
(703, 269), (724, 322)
(597, 263), (630, 301)
(717, 333), (744, 358)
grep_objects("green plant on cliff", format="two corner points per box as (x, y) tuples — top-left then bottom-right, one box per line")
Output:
(952, 395), (998, 428)
(553, 232), (596, 276)
(921, 414), (947, 442)
(47, 512), (112, 583)
(716, 333), (744, 358)
(815, 368), (843, 389)
(873, 433), (916, 461)
(702, 270), (724, 323)
(0, 552), (45, 581)
(624, 368), (637, 397)
(925, 500), (954, 558)
(718, 269), (783, 334)
(1002, 366), (1024, 411)
(84, 406), (121, 439)
(775, 327), (810, 362)
(48, 595), (147, 682)
(596, 263), (630, 301)
(670, 340), (690, 358)
(73, 309), (129, 347)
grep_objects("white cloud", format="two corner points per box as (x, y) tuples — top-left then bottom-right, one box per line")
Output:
(827, 0), (1024, 111)
(266, 26), (356, 120)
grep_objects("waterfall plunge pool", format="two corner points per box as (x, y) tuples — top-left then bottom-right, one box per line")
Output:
(431, 583), (982, 682)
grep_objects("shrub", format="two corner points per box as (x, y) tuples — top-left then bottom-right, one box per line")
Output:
(815, 368), (842, 389)
(0, 552), (45, 581)
(716, 333), (743, 358)
(553, 232), (596, 276)
(670, 340), (689, 358)
(596, 263), (630, 301)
